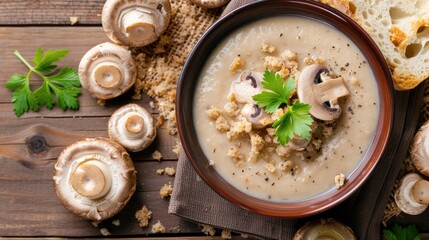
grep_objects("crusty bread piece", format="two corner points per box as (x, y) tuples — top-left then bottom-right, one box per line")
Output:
(320, 0), (429, 90)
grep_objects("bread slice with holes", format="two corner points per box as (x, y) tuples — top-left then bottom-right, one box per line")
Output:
(320, 0), (429, 90)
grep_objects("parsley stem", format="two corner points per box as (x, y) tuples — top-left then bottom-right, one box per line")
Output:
(14, 50), (34, 71)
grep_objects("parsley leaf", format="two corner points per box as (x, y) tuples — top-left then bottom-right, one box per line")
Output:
(383, 224), (421, 240)
(253, 70), (295, 113)
(253, 70), (313, 145)
(5, 48), (80, 117)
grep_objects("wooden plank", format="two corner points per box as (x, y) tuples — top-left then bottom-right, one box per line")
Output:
(0, 154), (197, 237)
(0, 1), (104, 25)
(0, 26), (186, 237)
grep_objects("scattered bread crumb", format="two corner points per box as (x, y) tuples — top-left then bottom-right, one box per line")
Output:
(91, 220), (101, 228)
(112, 219), (120, 226)
(100, 228), (111, 236)
(149, 101), (156, 109)
(135, 205), (152, 228)
(165, 167), (176, 176)
(263, 162), (276, 173)
(221, 229), (232, 239)
(350, 76), (360, 86)
(172, 138), (181, 157)
(156, 169), (165, 175)
(206, 106), (223, 120)
(160, 182), (173, 198)
(69, 16), (79, 25)
(215, 116), (230, 132)
(199, 224), (216, 236)
(229, 56), (244, 73)
(96, 99), (105, 107)
(262, 44), (276, 53)
(152, 150), (163, 161)
(151, 220), (167, 233)
(335, 173), (346, 189)
(241, 233), (249, 238)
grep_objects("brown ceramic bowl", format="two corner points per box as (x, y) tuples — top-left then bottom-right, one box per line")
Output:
(176, 0), (393, 217)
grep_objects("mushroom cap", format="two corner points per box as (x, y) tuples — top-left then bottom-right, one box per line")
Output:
(78, 42), (137, 100)
(53, 138), (136, 221)
(297, 64), (349, 121)
(230, 70), (264, 104)
(190, 0), (230, 8)
(293, 218), (357, 240)
(394, 173), (428, 215)
(410, 120), (429, 176)
(102, 0), (171, 47)
(108, 103), (157, 152)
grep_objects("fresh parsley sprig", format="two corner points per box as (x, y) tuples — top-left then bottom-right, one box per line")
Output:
(383, 224), (421, 240)
(253, 70), (313, 145)
(5, 48), (81, 117)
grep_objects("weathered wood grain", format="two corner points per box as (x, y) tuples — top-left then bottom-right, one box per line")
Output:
(0, 26), (191, 237)
(0, 0), (105, 25)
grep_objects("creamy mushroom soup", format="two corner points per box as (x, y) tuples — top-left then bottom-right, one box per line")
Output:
(193, 16), (379, 201)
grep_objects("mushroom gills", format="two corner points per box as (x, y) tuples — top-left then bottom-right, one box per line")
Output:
(229, 70), (264, 103)
(241, 103), (271, 129)
(70, 159), (112, 200)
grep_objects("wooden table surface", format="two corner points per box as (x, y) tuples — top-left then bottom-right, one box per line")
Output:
(0, 0), (428, 239)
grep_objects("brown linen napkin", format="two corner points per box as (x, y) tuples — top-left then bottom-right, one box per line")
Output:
(169, 1), (426, 239)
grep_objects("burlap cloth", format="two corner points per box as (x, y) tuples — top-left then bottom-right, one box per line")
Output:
(168, 0), (427, 239)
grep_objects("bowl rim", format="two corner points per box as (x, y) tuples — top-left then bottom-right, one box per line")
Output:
(176, 0), (394, 217)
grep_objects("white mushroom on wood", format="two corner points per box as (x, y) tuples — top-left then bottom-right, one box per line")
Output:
(229, 70), (272, 129)
(293, 218), (357, 240)
(297, 64), (349, 121)
(411, 120), (429, 176)
(102, 0), (171, 47)
(190, 0), (230, 8)
(108, 103), (156, 152)
(53, 138), (136, 221)
(395, 172), (429, 215)
(78, 42), (136, 100)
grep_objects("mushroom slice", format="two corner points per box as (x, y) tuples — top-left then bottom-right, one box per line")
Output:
(102, 0), (171, 47)
(79, 42), (136, 100)
(395, 173), (428, 215)
(293, 218), (357, 240)
(190, 0), (230, 8)
(229, 70), (264, 104)
(297, 64), (349, 121)
(410, 120), (429, 176)
(241, 103), (272, 129)
(109, 103), (156, 152)
(53, 138), (136, 221)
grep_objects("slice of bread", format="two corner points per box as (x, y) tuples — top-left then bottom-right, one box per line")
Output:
(320, 0), (429, 90)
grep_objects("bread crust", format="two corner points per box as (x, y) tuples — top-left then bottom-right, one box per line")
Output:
(320, 0), (429, 90)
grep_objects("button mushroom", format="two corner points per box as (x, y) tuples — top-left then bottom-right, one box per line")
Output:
(230, 70), (271, 129)
(395, 172), (429, 215)
(297, 64), (349, 121)
(293, 218), (357, 240)
(102, 0), (171, 47)
(53, 138), (136, 220)
(410, 120), (429, 176)
(108, 103), (156, 152)
(78, 42), (137, 100)
(190, 0), (230, 9)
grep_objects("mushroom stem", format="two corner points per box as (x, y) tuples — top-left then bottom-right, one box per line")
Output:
(93, 63), (123, 89)
(70, 159), (112, 200)
(121, 9), (156, 42)
(412, 179), (429, 204)
(125, 114), (146, 134)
